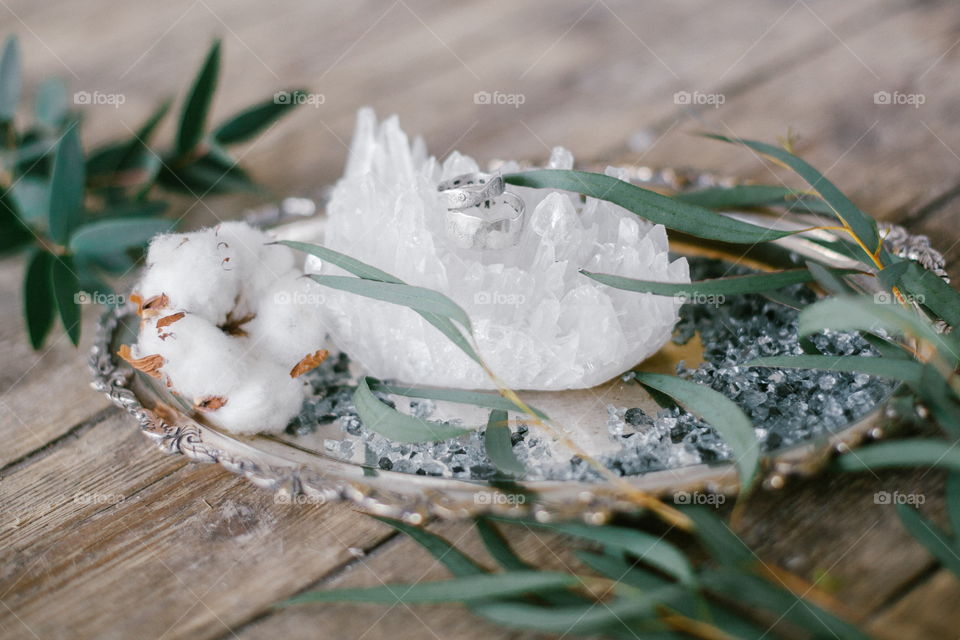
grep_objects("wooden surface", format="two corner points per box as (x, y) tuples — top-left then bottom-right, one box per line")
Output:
(2, 1), (960, 638)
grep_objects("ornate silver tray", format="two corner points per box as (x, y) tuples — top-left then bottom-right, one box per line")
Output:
(90, 167), (946, 523)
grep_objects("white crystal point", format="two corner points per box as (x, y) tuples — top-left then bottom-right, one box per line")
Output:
(313, 109), (691, 390)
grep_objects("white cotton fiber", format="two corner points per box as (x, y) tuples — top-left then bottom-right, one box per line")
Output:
(130, 222), (328, 435)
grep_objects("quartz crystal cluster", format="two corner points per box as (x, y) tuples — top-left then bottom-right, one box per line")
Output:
(308, 108), (690, 390)
(127, 222), (329, 434)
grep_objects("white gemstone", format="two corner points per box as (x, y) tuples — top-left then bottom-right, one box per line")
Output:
(309, 108), (690, 391)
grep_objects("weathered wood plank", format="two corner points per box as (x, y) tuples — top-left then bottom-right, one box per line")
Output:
(867, 569), (960, 640)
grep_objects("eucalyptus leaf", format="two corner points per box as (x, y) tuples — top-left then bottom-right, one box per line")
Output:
(372, 516), (485, 577)
(50, 255), (81, 345)
(897, 261), (960, 327)
(896, 503), (960, 578)
(34, 78), (68, 130)
(581, 267), (848, 298)
(674, 184), (833, 215)
(634, 372), (759, 491)
(574, 550), (671, 591)
(703, 134), (880, 256)
(834, 440), (960, 473)
(69, 217), (174, 258)
(309, 275), (473, 332)
(948, 473), (960, 537)
(48, 125), (85, 245)
(159, 153), (259, 195)
(9, 177), (49, 224)
(483, 410), (525, 476)
(503, 519), (694, 585)
(475, 519), (531, 572)
(214, 89), (307, 144)
(745, 354), (924, 384)
(282, 571), (576, 606)
(369, 382), (548, 420)
(354, 376), (473, 443)
(504, 170), (795, 244)
(683, 507), (754, 568)
(806, 260), (854, 295)
(176, 39), (221, 155)
(0, 35), (20, 123)
(23, 250), (55, 349)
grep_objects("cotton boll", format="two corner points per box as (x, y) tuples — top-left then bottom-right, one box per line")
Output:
(246, 272), (328, 371)
(206, 368), (306, 434)
(139, 229), (240, 325)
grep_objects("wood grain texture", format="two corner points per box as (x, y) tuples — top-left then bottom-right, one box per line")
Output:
(1, 0), (959, 638)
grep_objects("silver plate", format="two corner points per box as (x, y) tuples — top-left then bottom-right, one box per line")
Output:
(89, 167), (945, 523)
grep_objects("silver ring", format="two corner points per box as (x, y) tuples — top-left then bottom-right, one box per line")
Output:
(437, 172), (505, 210)
(445, 192), (525, 250)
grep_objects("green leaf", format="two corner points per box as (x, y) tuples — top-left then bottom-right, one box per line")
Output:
(176, 39), (221, 156)
(683, 507), (753, 568)
(700, 567), (868, 640)
(51, 256), (81, 345)
(213, 89), (306, 145)
(373, 516), (485, 577)
(34, 78), (68, 130)
(0, 35), (20, 122)
(703, 134), (880, 257)
(9, 177), (49, 224)
(508, 519), (695, 585)
(23, 250), (56, 349)
(472, 589), (684, 635)
(745, 354), (923, 385)
(948, 473), (960, 537)
(896, 503), (960, 578)
(48, 125), (85, 245)
(798, 296), (957, 365)
(282, 570), (576, 606)
(483, 410), (525, 476)
(581, 267), (848, 298)
(354, 376), (473, 443)
(369, 382), (549, 420)
(68, 217), (174, 258)
(282, 241), (481, 364)
(834, 439), (960, 473)
(806, 260), (854, 295)
(633, 372), (759, 491)
(504, 170), (796, 244)
(159, 152), (259, 195)
(574, 550), (671, 591)
(898, 261), (960, 327)
(475, 519), (530, 571)
(309, 275), (472, 332)
(674, 184), (833, 214)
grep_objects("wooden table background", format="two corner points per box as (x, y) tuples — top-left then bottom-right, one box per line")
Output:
(2, 1), (960, 638)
